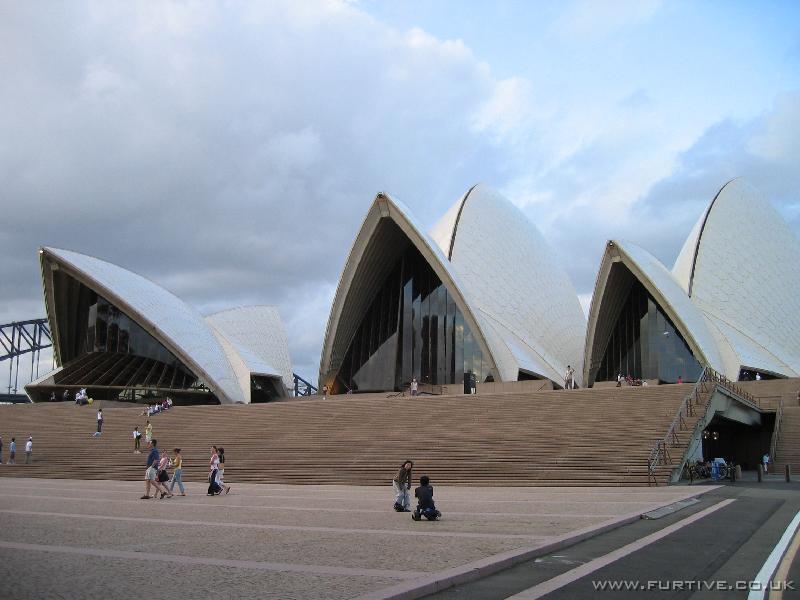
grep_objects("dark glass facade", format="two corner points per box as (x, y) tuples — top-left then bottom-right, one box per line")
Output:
(87, 298), (186, 367)
(593, 280), (702, 384)
(50, 269), (202, 393)
(333, 244), (490, 392)
(251, 375), (285, 403)
(80, 295), (199, 390)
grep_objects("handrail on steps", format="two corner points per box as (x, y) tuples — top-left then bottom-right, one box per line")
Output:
(647, 365), (759, 486)
(769, 396), (784, 463)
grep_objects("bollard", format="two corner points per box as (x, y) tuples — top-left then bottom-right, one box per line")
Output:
(786, 464), (792, 483)
(735, 465), (742, 481)
(757, 464), (763, 482)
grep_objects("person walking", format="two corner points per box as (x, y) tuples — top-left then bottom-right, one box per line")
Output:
(156, 452), (173, 498)
(95, 408), (103, 436)
(25, 436), (32, 464)
(169, 448), (186, 496)
(133, 426), (142, 454)
(208, 446), (221, 495)
(8, 438), (16, 465)
(392, 460), (413, 512)
(141, 439), (170, 499)
(145, 420), (153, 443)
(216, 447), (231, 494)
(410, 377), (419, 397)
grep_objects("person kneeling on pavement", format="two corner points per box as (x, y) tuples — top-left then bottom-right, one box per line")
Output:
(412, 475), (441, 521)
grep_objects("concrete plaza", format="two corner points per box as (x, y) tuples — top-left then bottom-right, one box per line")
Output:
(0, 477), (712, 599)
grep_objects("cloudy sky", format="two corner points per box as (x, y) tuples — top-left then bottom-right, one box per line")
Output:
(2, 0), (799, 387)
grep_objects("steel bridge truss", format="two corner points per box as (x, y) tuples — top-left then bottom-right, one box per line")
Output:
(1, 319), (53, 395)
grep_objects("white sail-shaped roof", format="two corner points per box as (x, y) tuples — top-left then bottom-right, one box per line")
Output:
(321, 186), (587, 390)
(586, 179), (800, 385)
(431, 184), (586, 385)
(672, 179), (800, 376)
(41, 247), (244, 403)
(205, 306), (294, 392)
(319, 192), (500, 387)
(584, 240), (725, 384)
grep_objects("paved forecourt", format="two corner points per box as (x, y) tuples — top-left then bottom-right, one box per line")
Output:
(0, 477), (713, 599)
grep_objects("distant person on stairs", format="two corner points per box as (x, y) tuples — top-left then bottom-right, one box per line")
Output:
(95, 408), (103, 436)
(410, 378), (418, 396)
(25, 436), (32, 464)
(564, 365), (575, 390)
(393, 460), (413, 512)
(8, 438), (16, 464)
(145, 420), (153, 443)
(133, 426), (142, 454)
(0, 435), (3, 464)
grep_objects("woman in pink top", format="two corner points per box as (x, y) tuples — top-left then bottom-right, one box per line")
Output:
(157, 454), (173, 499)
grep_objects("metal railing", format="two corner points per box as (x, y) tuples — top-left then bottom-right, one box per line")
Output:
(702, 369), (759, 409)
(293, 373), (317, 397)
(769, 396), (784, 463)
(647, 367), (721, 485)
(647, 365), (765, 485)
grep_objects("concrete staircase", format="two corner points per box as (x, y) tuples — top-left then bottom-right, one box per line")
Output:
(0, 385), (696, 486)
(773, 406), (800, 474)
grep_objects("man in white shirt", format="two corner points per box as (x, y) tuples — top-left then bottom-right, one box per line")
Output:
(25, 437), (32, 464)
(95, 409), (103, 437)
(564, 366), (575, 390)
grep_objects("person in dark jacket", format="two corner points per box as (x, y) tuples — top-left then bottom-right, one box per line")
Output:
(412, 475), (441, 521)
(392, 460), (413, 511)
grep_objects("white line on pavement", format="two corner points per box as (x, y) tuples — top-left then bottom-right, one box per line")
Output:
(0, 508), (547, 541)
(0, 492), (614, 519)
(504, 498), (736, 600)
(0, 540), (424, 579)
(1, 482), (691, 504)
(748, 509), (800, 600)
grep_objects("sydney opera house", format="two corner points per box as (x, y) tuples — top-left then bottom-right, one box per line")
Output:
(25, 248), (294, 404)
(319, 178), (800, 394)
(24, 178), (800, 403)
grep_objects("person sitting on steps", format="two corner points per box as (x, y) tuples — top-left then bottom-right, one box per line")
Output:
(412, 475), (441, 521)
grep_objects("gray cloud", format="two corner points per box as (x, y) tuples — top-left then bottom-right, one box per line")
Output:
(535, 92), (800, 303)
(0, 1), (520, 383)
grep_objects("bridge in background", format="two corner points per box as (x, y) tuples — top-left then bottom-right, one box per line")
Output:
(0, 318), (53, 400)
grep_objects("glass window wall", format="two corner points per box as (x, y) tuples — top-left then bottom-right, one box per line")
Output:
(334, 243), (487, 392)
(593, 279), (702, 384)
